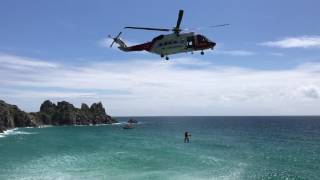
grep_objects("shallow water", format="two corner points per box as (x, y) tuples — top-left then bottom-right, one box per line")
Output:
(1, 116), (320, 179)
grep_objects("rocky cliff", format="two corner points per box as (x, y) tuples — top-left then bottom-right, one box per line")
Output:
(0, 100), (38, 133)
(0, 100), (117, 132)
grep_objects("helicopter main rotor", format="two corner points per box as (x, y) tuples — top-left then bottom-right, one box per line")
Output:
(124, 10), (229, 35)
(125, 10), (184, 35)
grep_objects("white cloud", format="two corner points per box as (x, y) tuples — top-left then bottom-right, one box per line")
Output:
(268, 52), (284, 56)
(0, 53), (59, 70)
(261, 36), (320, 48)
(1, 54), (320, 116)
(2, 90), (96, 99)
(299, 85), (320, 99)
(215, 50), (256, 56)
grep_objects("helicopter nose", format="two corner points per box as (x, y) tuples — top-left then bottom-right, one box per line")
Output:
(209, 42), (216, 48)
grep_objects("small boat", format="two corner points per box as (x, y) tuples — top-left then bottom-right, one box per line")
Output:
(127, 118), (138, 124)
(123, 123), (134, 129)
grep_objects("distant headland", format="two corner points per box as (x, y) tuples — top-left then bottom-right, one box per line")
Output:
(0, 100), (117, 133)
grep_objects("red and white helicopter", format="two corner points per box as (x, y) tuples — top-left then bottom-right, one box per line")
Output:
(109, 10), (228, 60)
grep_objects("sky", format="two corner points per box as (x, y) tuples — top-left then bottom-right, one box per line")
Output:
(0, 0), (320, 116)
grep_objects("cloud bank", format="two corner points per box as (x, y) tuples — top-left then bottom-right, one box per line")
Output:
(1, 53), (320, 116)
(261, 36), (320, 48)
(214, 50), (256, 56)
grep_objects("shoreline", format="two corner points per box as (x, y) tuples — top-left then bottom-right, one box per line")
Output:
(0, 122), (123, 135)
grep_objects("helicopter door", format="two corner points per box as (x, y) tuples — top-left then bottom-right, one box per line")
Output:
(187, 36), (195, 48)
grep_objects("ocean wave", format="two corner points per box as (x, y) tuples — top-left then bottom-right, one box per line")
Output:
(112, 122), (125, 125)
(0, 128), (37, 138)
(3, 128), (18, 134)
(114, 121), (143, 125)
(75, 123), (121, 127)
(38, 125), (53, 128)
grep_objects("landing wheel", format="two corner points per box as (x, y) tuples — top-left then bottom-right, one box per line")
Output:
(165, 56), (169, 60)
(201, 51), (204, 55)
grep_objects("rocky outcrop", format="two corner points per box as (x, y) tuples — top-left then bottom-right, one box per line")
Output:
(0, 100), (38, 132)
(0, 100), (116, 132)
(38, 100), (116, 126)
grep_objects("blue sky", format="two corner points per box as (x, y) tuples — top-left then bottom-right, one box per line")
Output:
(1, 0), (320, 115)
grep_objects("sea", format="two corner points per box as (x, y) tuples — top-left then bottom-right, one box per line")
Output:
(0, 116), (320, 180)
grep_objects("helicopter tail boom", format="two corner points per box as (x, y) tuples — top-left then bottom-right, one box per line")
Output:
(108, 32), (153, 52)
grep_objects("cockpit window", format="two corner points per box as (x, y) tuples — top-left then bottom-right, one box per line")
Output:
(198, 35), (208, 42)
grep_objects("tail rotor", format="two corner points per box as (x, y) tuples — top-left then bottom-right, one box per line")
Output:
(109, 32), (122, 48)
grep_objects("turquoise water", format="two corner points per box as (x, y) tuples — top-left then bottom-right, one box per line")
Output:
(1, 116), (320, 180)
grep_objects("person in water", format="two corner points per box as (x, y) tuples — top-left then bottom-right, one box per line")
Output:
(184, 131), (191, 143)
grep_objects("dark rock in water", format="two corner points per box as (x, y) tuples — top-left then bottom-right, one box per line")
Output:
(128, 119), (138, 124)
(0, 100), (38, 132)
(0, 99), (117, 131)
(0, 127), (4, 133)
(39, 100), (117, 126)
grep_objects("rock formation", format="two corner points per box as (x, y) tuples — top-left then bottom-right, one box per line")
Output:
(0, 100), (38, 132)
(0, 100), (116, 132)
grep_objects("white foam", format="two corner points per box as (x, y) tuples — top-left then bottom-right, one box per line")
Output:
(75, 123), (118, 127)
(3, 128), (18, 134)
(38, 125), (53, 128)
(113, 122), (125, 125)
(12, 131), (35, 135)
(0, 128), (37, 138)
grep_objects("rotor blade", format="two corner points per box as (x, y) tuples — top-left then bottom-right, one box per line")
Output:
(110, 41), (115, 48)
(115, 32), (122, 39)
(175, 10), (184, 31)
(183, 24), (230, 31)
(124, 27), (170, 32)
(109, 32), (122, 48)
(209, 24), (230, 28)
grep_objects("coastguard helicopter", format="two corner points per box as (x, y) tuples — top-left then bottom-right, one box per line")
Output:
(109, 10), (228, 60)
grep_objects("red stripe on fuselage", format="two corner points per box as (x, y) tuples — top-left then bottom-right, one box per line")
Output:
(127, 42), (153, 52)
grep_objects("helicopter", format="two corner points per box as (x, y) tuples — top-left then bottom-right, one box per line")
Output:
(109, 10), (228, 60)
